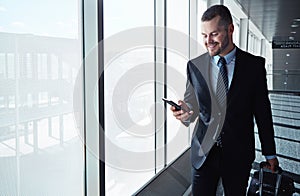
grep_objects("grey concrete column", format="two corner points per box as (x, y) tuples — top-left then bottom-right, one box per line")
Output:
(207, 0), (223, 7)
(48, 117), (52, 137)
(239, 18), (249, 51)
(260, 38), (266, 57)
(59, 114), (64, 145)
(33, 120), (38, 152)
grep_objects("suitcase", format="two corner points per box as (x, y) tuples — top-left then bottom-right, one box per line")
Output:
(247, 162), (295, 196)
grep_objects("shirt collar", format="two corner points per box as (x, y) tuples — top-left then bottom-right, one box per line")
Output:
(212, 46), (236, 66)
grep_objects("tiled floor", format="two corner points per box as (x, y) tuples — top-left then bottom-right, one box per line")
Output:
(194, 93), (300, 196)
(251, 93), (300, 196)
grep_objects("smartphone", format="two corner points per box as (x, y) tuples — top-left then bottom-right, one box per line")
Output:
(162, 98), (186, 112)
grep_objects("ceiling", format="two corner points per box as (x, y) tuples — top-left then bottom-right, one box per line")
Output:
(234, 0), (300, 42)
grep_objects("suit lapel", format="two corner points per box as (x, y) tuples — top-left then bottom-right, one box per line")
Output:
(227, 48), (243, 107)
(197, 53), (225, 110)
(202, 54), (211, 87)
(201, 54), (222, 112)
(190, 53), (213, 97)
(201, 54), (215, 100)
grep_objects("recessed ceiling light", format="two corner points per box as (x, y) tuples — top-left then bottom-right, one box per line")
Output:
(291, 24), (299, 28)
(286, 54), (290, 57)
(286, 62), (289, 65)
(289, 36), (295, 40)
(291, 31), (297, 34)
(293, 18), (300, 22)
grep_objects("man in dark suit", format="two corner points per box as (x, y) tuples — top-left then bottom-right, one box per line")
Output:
(171, 5), (279, 195)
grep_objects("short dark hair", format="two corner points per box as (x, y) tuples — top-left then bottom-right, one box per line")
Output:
(201, 5), (233, 27)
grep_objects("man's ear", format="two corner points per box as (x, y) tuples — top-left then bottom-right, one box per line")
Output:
(228, 23), (234, 34)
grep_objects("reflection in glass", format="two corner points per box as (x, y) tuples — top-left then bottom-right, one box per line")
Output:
(0, 0), (84, 195)
(103, 0), (155, 195)
(166, 0), (190, 164)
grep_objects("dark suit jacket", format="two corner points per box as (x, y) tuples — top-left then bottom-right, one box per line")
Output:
(184, 47), (276, 169)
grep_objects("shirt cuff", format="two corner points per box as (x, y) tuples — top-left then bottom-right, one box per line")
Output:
(265, 155), (277, 160)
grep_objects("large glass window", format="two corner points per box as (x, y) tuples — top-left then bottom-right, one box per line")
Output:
(166, 0), (190, 164)
(103, 0), (155, 195)
(0, 0), (84, 195)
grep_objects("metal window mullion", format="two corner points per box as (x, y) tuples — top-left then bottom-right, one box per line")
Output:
(154, 0), (167, 173)
(83, 0), (101, 195)
(97, 0), (105, 195)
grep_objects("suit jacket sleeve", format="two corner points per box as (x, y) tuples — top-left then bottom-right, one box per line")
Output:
(254, 57), (276, 156)
(182, 61), (200, 126)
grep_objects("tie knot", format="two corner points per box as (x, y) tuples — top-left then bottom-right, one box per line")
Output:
(218, 57), (226, 67)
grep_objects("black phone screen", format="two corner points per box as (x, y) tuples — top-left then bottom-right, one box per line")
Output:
(162, 98), (182, 111)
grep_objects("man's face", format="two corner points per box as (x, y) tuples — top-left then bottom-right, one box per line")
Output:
(201, 15), (233, 56)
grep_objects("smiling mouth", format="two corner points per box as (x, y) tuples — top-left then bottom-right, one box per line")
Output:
(207, 42), (218, 49)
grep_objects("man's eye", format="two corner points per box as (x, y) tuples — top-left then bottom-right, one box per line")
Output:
(212, 33), (218, 36)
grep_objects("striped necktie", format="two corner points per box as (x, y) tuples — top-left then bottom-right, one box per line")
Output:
(216, 56), (228, 147)
(216, 56), (228, 107)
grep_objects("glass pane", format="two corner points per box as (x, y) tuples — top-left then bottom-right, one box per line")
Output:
(166, 0), (190, 164)
(103, 0), (155, 195)
(0, 0), (84, 195)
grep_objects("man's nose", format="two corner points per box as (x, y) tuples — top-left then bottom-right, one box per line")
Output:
(206, 35), (213, 44)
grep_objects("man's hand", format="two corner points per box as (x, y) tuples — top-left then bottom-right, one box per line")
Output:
(170, 100), (193, 122)
(266, 157), (279, 173)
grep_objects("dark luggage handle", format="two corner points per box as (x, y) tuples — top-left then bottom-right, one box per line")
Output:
(258, 161), (282, 196)
(259, 161), (282, 173)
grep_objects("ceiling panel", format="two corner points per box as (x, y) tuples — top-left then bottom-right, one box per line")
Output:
(234, 0), (300, 42)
